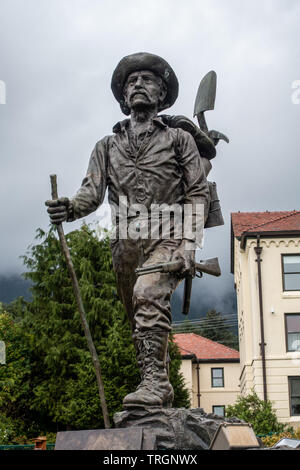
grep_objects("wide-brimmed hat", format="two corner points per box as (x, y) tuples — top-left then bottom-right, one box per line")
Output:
(111, 52), (179, 115)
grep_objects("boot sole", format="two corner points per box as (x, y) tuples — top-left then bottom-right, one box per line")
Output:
(123, 403), (164, 410)
(123, 396), (173, 410)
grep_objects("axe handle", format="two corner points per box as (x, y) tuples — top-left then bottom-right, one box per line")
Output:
(196, 111), (208, 134)
(182, 274), (193, 316)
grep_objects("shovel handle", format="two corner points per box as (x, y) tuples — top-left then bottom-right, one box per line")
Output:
(197, 111), (208, 134)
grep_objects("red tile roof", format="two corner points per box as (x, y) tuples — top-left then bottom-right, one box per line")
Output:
(231, 211), (300, 238)
(173, 333), (239, 361)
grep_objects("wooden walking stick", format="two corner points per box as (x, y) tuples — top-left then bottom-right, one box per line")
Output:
(50, 174), (110, 429)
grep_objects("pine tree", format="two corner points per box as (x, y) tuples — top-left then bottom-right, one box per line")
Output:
(168, 332), (191, 408)
(20, 225), (121, 430)
(3, 224), (190, 435)
(197, 309), (239, 350)
(0, 306), (33, 443)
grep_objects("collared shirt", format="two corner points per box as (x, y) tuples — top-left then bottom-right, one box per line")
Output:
(69, 116), (210, 229)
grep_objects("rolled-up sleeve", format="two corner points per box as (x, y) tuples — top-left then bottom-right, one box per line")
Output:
(67, 137), (109, 221)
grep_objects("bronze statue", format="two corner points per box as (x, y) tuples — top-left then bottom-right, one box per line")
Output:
(45, 52), (225, 410)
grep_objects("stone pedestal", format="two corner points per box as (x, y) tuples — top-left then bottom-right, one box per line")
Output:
(114, 407), (242, 450)
(55, 427), (156, 450)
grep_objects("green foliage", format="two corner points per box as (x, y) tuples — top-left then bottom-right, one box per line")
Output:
(0, 309), (38, 444)
(261, 430), (295, 447)
(174, 310), (239, 350)
(0, 310), (31, 417)
(0, 413), (27, 445)
(18, 225), (124, 430)
(0, 224), (190, 441)
(225, 390), (286, 435)
(168, 333), (191, 409)
(200, 310), (239, 350)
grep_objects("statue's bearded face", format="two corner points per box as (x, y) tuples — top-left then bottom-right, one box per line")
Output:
(123, 70), (167, 113)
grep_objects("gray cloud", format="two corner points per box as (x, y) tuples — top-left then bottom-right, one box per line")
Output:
(0, 0), (299, 316)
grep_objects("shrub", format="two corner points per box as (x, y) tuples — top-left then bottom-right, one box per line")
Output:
(261, 431), (294, 447)
(226, 390), (285, 435)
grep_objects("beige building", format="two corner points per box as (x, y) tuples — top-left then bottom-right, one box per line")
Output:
(231, 210), (300, 428)
(173, 333), (240, 416)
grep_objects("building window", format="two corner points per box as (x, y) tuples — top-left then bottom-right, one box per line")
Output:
(211, 368), (224, 387)
(282, 255), (300, 291)
(285, 314), (300, 351)
(213, 406), (225, 417)
(289, 377), (300, 416)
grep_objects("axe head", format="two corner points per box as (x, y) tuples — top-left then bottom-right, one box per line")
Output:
(194, 70), (217, 116)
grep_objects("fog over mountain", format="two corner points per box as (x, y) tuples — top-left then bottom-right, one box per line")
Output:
(0, 275), (31, 304)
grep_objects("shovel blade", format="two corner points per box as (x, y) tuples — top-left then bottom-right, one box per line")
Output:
(194, 70), (217, 116)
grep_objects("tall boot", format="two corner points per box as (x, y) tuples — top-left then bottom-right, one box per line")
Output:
(123, 330), (174, 408)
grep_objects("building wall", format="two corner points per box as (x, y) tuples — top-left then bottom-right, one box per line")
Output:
(234, 236), (300, 427)
(180, 359), (240, 414)
(180, 359), (193, 403)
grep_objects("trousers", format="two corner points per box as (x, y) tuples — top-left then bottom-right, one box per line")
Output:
(111, 231), (182, 333)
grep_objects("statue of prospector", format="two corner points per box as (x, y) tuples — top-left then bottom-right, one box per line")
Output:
(46, 52), (226, 410)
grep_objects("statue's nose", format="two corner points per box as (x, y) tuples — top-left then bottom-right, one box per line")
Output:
(135, 76), (143, 88)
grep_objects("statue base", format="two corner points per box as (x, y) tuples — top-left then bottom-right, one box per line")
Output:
(54, 427), (157, 450)
(114, 407), (243, 450)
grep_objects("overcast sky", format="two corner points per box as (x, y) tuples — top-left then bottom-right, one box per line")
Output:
(0, 0), (299, 313)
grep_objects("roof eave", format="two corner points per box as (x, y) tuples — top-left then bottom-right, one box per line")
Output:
(239, 229), (300, 250)
(191, 357), (240, 363)
(181, 354), (196, 360)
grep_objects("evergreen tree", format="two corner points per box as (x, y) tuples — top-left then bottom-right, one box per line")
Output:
(20, 224), (121, 430)
(0, 306), (34, 443)
(1, 224), (190, 436)
(173, 310), (239, 351)
(168, 332), (191, 409)
(173, 318), (192, 334)
(197, 309), (239, 350)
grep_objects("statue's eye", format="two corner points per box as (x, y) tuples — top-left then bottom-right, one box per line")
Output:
(127, 76), (137, 85)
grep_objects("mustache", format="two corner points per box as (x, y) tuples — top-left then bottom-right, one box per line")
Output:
(130, 90), (150, 99)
